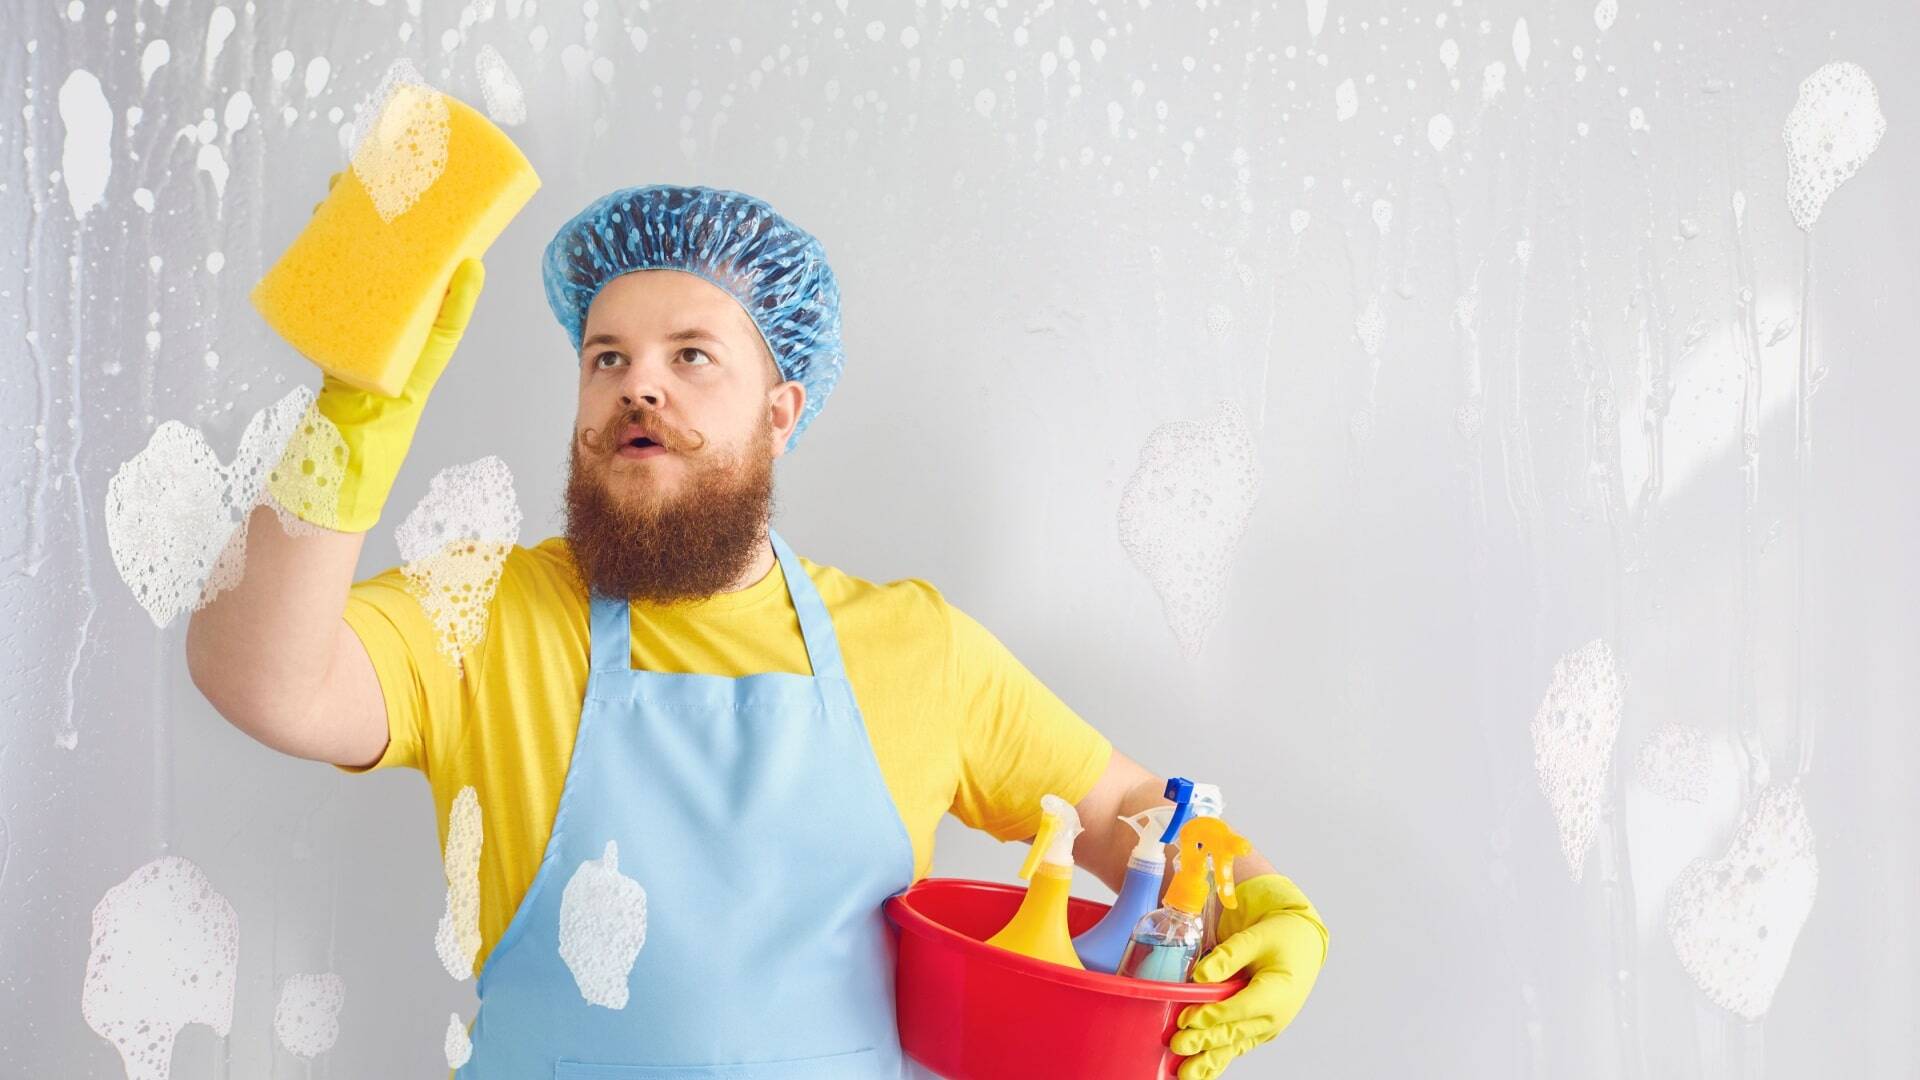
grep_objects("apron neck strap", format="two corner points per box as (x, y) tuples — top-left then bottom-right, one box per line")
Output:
(586, 527), (847, 680)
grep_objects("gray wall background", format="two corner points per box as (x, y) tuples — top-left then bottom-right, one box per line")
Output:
(3, 0), (1916, 1077)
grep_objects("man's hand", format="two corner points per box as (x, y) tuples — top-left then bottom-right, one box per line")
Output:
(1170, 873), (1328, 1080)
(269, 169), (486, 531)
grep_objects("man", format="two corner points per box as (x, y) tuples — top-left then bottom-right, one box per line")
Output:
(187, 184), (1325, 1078)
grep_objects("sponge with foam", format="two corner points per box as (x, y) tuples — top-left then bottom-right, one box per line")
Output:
(251, 87), (540, 397)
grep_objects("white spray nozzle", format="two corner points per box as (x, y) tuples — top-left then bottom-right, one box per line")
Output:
(1119, 806), (1177, 864)
(1020, 794), (1085, 878)
(1190, 783), (1226, 819)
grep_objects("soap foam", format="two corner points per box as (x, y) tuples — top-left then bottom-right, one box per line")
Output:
(348, 59), (451, 224)
(105, 387), (326, 626)
(558, 840), (650, 1009)
(1305, 0), (1327, 37)
(1782, 62), (1885, 231)
(1335, 77), (1357, 122)
(105, 423), (231, 627)
(273, 972), (345, 1058)
(1116, 401), (1262, 659)
(475, 45), (527, 126)
(1666, 784), (1818, 1019)
(1355, 296), (1384, 355)
(1635, 722), (1709, 803)
(435, 786), (484, 980)
(57, 69), (113, 220)
(1530, 639), (1623, 881)
(140, 40), (171, 87)
(1483, 61), (1507, 102)
(396, 456), (523, 669)
(265, 397), (350, 530)
(444, 1011), (473, 1068)
(81, 857), (239, 1080)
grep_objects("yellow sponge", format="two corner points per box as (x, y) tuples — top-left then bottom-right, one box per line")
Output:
(251, 89), (540, 397)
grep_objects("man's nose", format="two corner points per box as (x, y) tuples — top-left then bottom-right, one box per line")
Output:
(617, 364), (665, 409)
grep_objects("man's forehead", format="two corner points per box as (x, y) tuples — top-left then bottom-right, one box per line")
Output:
(584, 269), (761, 341)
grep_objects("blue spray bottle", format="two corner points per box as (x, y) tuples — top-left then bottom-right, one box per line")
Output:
(1071, 778), (1205, 974)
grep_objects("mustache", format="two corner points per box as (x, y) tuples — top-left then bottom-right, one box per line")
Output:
(577, 405), (710, 456)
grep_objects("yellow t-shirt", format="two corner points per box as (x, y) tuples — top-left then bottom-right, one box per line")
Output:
(337, 536), (1114, 978)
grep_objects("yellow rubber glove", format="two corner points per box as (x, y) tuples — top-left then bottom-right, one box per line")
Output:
(269, 176), (487, 532)
(1170, 873), (1328, 1080)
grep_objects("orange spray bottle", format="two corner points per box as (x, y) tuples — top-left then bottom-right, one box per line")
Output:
(1116, 816), (1252, 983)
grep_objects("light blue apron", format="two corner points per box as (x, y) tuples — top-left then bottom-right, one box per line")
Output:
(460, 529), (918, 1078)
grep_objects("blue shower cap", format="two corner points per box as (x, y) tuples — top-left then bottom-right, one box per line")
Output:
(541, 184), (845, 452)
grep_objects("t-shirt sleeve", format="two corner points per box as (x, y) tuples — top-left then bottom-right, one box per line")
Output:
(944, 596), (1114, 842)
(331, 565), (464, 778)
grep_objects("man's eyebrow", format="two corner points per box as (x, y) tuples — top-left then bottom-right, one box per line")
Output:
(578, 327), (732, 354)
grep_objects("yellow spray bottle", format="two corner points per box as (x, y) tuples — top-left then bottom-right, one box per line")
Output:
(985, 794), (1085, 969)
(1116, 816), (1252, 983)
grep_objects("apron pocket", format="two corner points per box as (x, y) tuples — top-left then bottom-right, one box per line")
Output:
(554, 1047), (880, 1080)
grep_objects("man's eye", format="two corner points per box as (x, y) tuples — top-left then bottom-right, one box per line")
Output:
(593, 351), (624, 368)
(680, 348), (712, 366)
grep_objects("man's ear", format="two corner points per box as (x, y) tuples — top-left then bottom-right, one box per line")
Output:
(768, 379), (807, 456)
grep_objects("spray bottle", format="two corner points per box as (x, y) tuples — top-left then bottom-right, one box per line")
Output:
(985, 794), (1086, 969)
(1187, 783), (1228, 956)
(1070, 804), (1173, 973)
(1071, 777), (1210, 973)
(1116, 816), (1252, 983)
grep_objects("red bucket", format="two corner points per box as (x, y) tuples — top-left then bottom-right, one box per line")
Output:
(884, 878), (1247, 1080)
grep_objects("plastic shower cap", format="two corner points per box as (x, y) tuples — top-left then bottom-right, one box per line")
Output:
(542, 184), (845, 452)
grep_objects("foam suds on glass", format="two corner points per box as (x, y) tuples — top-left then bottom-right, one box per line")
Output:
(104, 387), (328, 627)
(1334, 77), (1357, 122)
(273, 972), (345, 1059)
(435, 786), (484, 980)
(58, 69), (113, 220)
(558, 840), (650, 1010)
(81, 857), (239, 1080)
(105, 423), (229, 628)
(1355, 296), (1385, 356)
(1482, 61), (1507, 103)
(1530, 639), (1623, 882)
(1777, 61), (1884, 784)
(475, 44), (528, 125)
(1665, 783), (1818, 1019)
(1116, 401), (1262, 659)
(1635, 722), (1710, 804)
(445, 1011), (473, 1068)
(396, 456), (523, 670)
(347, 58), (450, 224)
(1782, 62), (1886, 232)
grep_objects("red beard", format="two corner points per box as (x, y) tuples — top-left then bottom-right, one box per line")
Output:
(564, 407), (777, 605)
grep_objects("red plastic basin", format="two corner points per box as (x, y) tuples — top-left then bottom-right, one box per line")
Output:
(884, 878), (1247, 1080)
